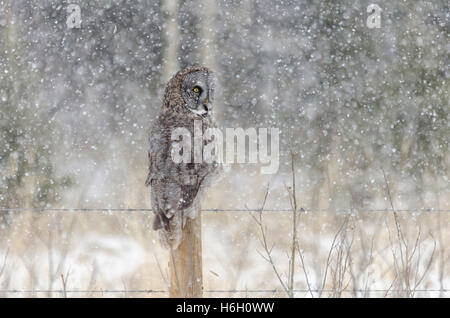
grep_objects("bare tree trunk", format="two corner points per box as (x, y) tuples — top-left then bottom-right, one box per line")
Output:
(200, 0), (217, 70)
(168, 214), (203, 297)
(200, 0), (222, 125)
(162, 0), (180, 82)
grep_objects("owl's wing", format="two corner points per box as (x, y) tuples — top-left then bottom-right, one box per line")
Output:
(180, 174), (204, 210)
(179, 161), (216, 211)
(179, 127), (221, 209)
(145, 150), (154, 187)
(145, 123), (166, 187)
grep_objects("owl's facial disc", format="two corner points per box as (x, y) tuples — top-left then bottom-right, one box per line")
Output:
(181, 71), (215, 117)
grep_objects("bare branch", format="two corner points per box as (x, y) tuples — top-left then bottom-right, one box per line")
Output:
(249, 185), (290, 296)
(0, 248), (9, 278)
(296, 245), (314, 298)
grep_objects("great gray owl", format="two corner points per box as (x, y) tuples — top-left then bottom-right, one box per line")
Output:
(146, 66), (220, 249)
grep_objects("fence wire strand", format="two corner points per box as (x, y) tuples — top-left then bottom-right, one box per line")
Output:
(0, 289), (448, 294)
(0, 208), (449, 213)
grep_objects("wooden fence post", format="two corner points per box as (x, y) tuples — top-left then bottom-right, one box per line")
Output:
(169, 214), (203, 297)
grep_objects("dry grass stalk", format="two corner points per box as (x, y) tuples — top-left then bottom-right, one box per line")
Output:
(250, 186), (290, 296)
(60, 270), (70, 298)
(382, 169), (437, 297)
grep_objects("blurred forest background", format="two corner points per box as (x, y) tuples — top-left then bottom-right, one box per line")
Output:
(0, 0), (448, 297)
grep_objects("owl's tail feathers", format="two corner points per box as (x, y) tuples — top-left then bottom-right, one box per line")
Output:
(152, 213), (165, 231)
(153, 212), (183, 249)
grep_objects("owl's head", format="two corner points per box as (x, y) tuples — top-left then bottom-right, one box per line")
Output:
(180, 68), (215, 117)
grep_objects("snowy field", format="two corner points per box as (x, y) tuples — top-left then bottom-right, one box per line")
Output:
(0, 167), (449, 297)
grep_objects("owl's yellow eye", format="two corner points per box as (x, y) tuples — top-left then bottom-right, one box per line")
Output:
(193, 87), (200, 93)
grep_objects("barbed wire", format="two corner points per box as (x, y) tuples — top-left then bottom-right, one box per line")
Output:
(0, 208), (449, 213)
(0, 289), (448, 294)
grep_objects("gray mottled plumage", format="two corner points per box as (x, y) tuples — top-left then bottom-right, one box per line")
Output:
(146, 67), (221, 249)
